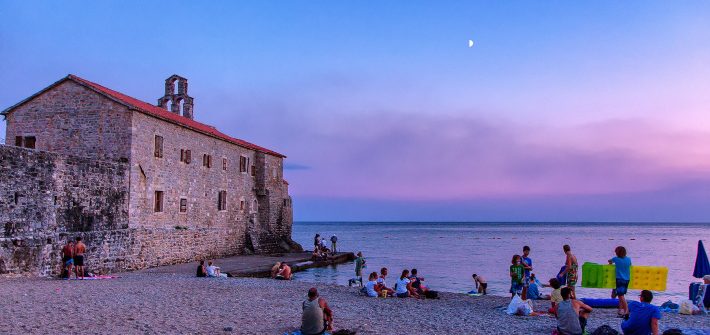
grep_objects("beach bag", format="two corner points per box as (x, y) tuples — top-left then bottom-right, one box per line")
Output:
(591, 325), (619, 335)
(518, 299), (534, 315)
(506, 294), (528, 315)
(425, 290), (439, 299)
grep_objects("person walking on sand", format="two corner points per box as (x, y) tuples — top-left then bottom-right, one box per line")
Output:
(472, 274), (487, 294)
(563, 244), (578, 298)
(61, 240), (74, 278)
(330, 234), (338, 254)
(73, 237), (86, 279)
(521, 245), (533, 300)
(300, 287), (334, 335)
(609, 246), (632, 317)
(510, 254), (525, 298)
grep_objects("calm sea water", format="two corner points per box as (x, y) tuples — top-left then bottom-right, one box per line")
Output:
(292, 222), (709, 302)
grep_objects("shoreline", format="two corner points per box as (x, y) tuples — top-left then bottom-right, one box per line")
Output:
(1, 272), (707, 334)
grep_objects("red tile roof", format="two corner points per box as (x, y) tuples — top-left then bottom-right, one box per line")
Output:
(67, 75), (285, 158)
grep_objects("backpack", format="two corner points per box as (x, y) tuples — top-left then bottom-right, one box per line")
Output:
(590, 325), (619, 335)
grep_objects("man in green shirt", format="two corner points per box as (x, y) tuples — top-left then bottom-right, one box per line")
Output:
(349, 251), (366, 287)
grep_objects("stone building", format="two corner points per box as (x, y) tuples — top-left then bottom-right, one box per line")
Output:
(0, 74), (301, 276)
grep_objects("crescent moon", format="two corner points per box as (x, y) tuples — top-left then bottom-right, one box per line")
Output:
(468, 40), (474, 48)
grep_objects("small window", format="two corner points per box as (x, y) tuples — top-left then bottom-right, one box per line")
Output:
(240, 199), (245, 211)
(179, 198), (187, 213)
(22, 136), (36, 149)
(154, 191), (164, 212)
(185, 150), (191, 164)
(218, 191), (227, 211)
(180, 149), (185, 162)
(15, 136), (22, 147)
(251, 165), (256, 176)
(203, 154), (212, 168)
(154, 135), (163, 158)
(222, 158), (227, 171)
(239, 156), (247, 173)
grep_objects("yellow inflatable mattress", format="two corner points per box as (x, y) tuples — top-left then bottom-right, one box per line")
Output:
(581, 262), (667, 291)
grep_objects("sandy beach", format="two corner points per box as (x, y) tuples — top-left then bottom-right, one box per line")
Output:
(1, 272), (707, 334)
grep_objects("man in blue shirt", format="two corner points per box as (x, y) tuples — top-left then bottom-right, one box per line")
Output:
(621, 290), (661, 335)
(522, 245), (533, 300)
(609, 246), (632, 316)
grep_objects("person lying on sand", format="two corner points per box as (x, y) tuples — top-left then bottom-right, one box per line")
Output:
(206, 261), (227, 278)
(301, 287), (334, 335)
(276, 263), (292, 280)
(472, 274), (487, 295)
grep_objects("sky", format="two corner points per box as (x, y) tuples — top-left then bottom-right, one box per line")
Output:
(1, 1), (709, 222)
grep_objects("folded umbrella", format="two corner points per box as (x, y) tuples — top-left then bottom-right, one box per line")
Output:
(693, 240), (710, 278)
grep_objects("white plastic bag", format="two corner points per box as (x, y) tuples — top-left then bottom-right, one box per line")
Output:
(506, 294), (531, 315)
(679, 299), (698, 315)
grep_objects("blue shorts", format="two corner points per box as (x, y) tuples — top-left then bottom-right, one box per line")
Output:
(510, 282), (523, 294)
(523, 276), (531, 288)
(615, 279), (629, 296)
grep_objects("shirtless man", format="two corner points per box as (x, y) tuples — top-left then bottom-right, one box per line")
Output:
(74, 237), (86, 279)
(61, 240), (74, 278)
(276, 263), (292, 280)
(472, 274), (488, 295)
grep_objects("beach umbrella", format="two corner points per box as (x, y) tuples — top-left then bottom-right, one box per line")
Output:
(693, 240), (710, 278)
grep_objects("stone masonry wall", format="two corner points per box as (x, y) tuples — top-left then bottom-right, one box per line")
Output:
(4, 80), (133, 162)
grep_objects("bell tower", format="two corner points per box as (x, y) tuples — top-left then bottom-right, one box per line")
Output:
(157, 75), (194, 119)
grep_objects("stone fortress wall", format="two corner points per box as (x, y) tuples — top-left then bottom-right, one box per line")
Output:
(0, 75), (300, 276)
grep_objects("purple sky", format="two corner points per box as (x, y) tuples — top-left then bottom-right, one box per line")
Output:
(1, 1), (709, 221)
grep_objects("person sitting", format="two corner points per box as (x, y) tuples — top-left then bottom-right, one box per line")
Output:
(394, 269), (419, 298)
(363, 272), (379, 297)
(271, 262), (282, 279)
(276, 263), (292, 280)
(621, 290), (661, 335)
(300, 287), (334, 335)
(556, 287), (589, 335)
(571, 292), (593, 334)
(472, 274), (487, 295)
(549, 278), (563, 313)
(409, 268), (429, 295)
(375, 267), (394, 297)
(206, 261), (227, 278)
(527, 273), (550, 300)
(196, 260), (207, 277)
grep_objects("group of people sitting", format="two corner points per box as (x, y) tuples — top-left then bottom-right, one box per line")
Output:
(360, 267), (435, 299)
(271, 262), (293, 280)
(195, 260), (228, 278)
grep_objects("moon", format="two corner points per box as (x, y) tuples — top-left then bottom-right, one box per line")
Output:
(468, 40), (474, 48)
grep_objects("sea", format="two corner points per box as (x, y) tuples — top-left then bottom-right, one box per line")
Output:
(292, 221), (709, 302)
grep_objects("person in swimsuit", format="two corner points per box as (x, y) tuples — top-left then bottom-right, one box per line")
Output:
(472, 274), (488, 295)
(61, 240), (74, 278)
(563, 244), (578, 298)
(73, 237), (86, 279)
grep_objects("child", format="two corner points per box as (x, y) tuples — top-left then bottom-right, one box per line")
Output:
(510, 254), (524, 298)
(609, 246), (631, 317)
(363, 272), (379, 297)
(549, 277), (563, 312)
(472, 274), (487, 295)
(521, 246), (533, 300)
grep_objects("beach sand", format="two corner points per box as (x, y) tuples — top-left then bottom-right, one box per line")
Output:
(1, 273), (708, 334)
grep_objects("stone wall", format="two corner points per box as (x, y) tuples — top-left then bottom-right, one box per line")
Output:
(4, 80), (133, 162)
(0, 145), (131, 275)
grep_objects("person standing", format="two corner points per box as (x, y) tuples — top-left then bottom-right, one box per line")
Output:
(521, 246), (533, 300)
(621, 290), (661, 335)
(609, 246), (632, 317)
(313, 234), (321, 248)
(300, 288), (334, 335)
(349, 252), (365, 287)
(510, 254), (525, 298)
(563, 244), (578, 298)
(330, 234), (338, 254)
(73, 237), (86, 279)
(61, 240), (74, 279)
